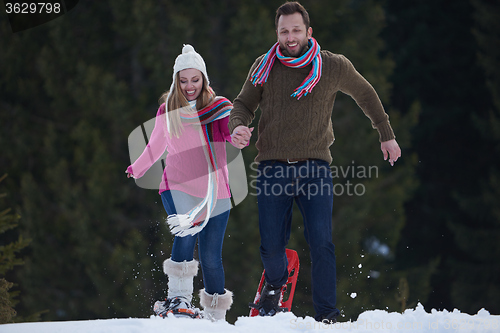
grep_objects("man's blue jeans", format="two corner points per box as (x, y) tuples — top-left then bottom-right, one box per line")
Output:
(161, 190), (229, 295)
(256, 159), (338, 318)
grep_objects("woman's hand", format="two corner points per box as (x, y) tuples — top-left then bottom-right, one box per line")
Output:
(231, 126), (254, 149)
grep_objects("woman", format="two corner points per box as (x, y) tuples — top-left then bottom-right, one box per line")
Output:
(126, 45), (234, 321)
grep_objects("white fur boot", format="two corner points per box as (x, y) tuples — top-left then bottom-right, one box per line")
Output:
(163, 258), (199, 302)
(199, 288), (233, 321)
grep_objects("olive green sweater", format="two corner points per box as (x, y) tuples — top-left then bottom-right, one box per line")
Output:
(228, 50), (395, 163)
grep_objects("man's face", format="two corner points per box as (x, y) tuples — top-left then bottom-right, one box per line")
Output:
(276, 12), (312, 57)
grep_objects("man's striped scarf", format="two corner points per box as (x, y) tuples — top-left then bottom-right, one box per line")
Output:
(250, 37), (322, 100)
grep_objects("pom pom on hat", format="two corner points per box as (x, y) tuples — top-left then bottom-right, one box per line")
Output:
(182, 44), (195, 54)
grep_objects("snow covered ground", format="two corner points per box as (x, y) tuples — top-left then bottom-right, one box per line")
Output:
(1, 304), (498, 333)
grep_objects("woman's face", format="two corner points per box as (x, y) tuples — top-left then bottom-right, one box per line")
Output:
(178, 68), (203, 101)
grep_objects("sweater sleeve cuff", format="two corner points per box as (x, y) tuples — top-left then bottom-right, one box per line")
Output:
(376, 121), (396, 142)
(228, 118), (245, 135)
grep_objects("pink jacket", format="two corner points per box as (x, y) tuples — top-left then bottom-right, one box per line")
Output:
(127, 104), (232, 198)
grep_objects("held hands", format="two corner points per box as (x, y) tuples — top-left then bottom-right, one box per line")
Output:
(381, 139), (401, 166)
(231, 125), (254, 149)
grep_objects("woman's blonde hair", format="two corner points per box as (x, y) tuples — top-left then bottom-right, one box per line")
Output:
(159, 71), (215, 138)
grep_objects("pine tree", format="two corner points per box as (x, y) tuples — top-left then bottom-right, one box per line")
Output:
(0, 174), (31, 323)
(383, 0), (500, 314)
(446, 0), (500, 313)
(0, 1), (168, 320)
(0, 279), (16, 323)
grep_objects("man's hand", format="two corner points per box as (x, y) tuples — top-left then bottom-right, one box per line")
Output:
(231, 125), (254, 149)
(381, 139), (401, 166)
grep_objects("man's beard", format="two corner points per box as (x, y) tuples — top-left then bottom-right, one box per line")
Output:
(279, 39), (308, 57)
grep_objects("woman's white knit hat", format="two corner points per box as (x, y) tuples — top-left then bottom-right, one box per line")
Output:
(173, 44), (209, 85)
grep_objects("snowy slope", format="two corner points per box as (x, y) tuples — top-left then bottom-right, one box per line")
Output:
(1, 304), (499, 333)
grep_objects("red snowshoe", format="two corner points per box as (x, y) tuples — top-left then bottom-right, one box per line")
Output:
(249, 249), (300, 316)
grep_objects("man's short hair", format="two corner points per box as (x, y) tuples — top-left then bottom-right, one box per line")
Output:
(275, 1), (310, 30)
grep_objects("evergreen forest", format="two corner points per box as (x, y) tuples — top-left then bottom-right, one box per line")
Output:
(1, 0), (498, 324)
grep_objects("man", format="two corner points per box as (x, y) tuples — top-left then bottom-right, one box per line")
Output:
(229, 1), (401, 323)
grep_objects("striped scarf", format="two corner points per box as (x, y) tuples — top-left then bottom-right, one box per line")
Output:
(166, 96), (232, 237)
(250, 38), (322, 100)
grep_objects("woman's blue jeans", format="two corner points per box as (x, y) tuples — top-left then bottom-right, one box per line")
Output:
(255, 159), (338, 318)
(161, 190), (229, 295)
